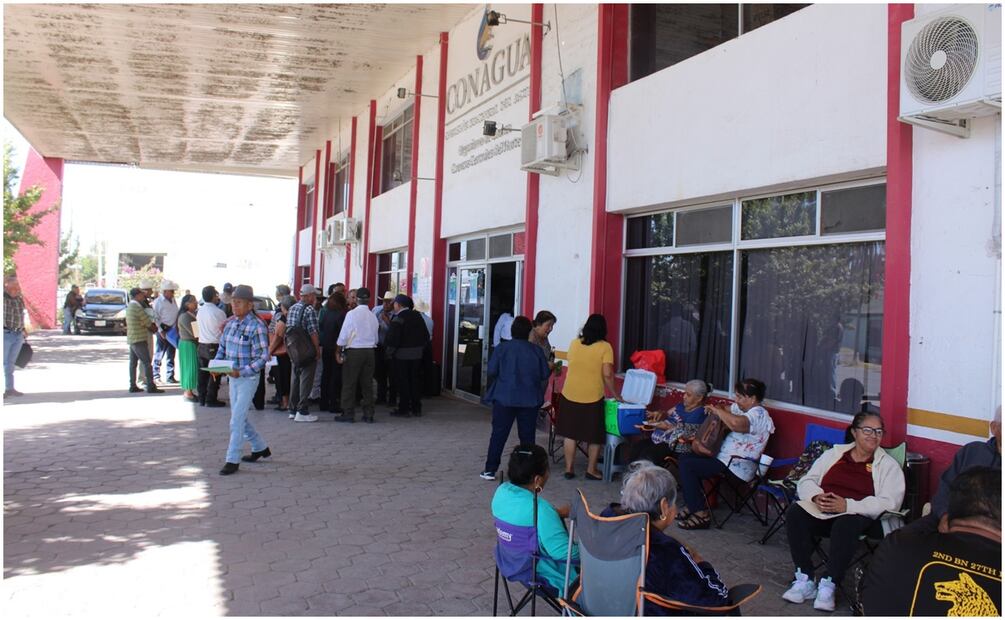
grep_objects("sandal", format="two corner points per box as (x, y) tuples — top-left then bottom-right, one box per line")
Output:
(677, 513), (711, 530)
(584, 472), (603, 481)
(675, 508), (694, 523)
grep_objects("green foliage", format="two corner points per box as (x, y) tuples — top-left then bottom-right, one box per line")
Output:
(3, 143), (56, 274)
(79, 251), (99, 285)
(117, 258), (163, 291)
(58, 227), (80, 286)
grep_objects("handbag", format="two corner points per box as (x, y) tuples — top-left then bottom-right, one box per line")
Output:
(15, 341), (33, 368)
(691, 413), (728, 457)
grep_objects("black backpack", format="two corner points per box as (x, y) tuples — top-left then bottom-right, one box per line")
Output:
(284, 322), (315, 368)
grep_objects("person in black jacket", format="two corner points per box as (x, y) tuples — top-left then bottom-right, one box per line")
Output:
(319, 292), (348, 414)
(385, 294), (429, 418)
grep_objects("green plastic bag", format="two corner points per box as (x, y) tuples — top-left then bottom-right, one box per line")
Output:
(604, 399), (621, 436)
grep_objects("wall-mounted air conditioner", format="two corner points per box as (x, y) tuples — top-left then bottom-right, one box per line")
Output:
(316, 229), (329, 250)
(327, 217), (360, 245)
(899, 4), (1001, 137)
(520, 105), (585, 176)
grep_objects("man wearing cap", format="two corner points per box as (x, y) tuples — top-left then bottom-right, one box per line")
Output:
(152, 279), (180, 384)
(127, 287), (164, 394)
(335, 287), (380, 423)
(385, 294), (430, 418)
(196, 285), (228, 407)
(219, 283), (235, 317)
(214, 285), (272, 476)
(373, 291), (397, 406)
(287, 285), (321, 422)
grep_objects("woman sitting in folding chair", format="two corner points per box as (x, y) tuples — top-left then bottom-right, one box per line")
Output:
(781, 412), (905, 612)
(625, 379), (711, 465)
(675, 378), (775, 530)
(601, 461), (730, 613)
(492, 444), (579, 596)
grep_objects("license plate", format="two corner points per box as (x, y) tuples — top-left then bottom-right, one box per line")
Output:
(94, 320), (107, 326)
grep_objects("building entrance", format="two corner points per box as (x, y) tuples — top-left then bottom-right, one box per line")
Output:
(443, 231), (524, 401)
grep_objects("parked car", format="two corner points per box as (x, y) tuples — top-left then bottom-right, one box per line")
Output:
(76, 288), (129, 335)
(253, 296), (276, 324)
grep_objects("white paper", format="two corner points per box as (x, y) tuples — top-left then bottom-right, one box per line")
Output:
(266, 356), (278, 367)
(207, 360), (233, 370)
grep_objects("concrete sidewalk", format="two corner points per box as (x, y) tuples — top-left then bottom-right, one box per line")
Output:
(3, 331), (846, 616)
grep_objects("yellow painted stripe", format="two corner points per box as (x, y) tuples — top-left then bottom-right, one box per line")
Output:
(907, 407), (989, 437)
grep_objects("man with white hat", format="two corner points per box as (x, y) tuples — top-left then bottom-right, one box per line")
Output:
(153, 279), (180, 383)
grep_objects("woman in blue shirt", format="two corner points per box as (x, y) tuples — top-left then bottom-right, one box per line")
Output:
(491, 444), (578, 595)
(626, 379), (711, 465)
(480, 316), (550, 480)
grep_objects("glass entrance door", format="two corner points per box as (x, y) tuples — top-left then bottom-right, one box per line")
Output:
(454, 267), (486, 398)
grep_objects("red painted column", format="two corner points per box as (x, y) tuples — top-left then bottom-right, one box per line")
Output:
(13, 150), (62, 329)
(588, 4), (629, 360)
(309, 149), (321, 283)
(345, 117), (358, 288)
(406, 55), (424, 295)
(521, 4), (544, 317)
(431, 32), (449, 365)
(361, 100), (377, 294)
(882, 4), (915, 446)
(320, 140), (332, 287)
(293, 166), (304, 286)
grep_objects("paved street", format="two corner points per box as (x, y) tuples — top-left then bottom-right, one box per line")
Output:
(4, 332), (848, 616)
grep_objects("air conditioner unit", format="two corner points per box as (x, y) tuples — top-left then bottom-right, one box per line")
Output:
(328, 217), (360, 245)
(324, 217), (339, 246)
(899, 4), (1001, 138)
(316, 229), (329, 250)
(520, 106), (584, 176)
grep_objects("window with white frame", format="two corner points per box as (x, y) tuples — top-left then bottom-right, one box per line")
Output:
(377, 250), (408, 298)
(380, 105), (413, 194)
(302, 182), (315, 229)
(328, 153), (349, 218)
(622, 181), (886, 416)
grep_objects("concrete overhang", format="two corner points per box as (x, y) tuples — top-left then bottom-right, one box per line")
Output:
(4, 3), (474, 178)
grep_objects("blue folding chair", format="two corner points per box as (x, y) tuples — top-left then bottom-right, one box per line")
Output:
(492, 489), (564, 616)
(756, 423), (847, 544)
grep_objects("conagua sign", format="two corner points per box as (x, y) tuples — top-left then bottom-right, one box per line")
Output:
(446, 9), (530, 116)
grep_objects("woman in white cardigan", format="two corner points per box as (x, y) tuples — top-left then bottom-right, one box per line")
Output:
(781, 412), (905, 612)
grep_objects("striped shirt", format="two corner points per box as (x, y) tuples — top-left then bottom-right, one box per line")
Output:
(286, 301), (318, 335)
(3, 293), (25, 331)
(214, 312), (270, 377)
(126, 300), (153, 344)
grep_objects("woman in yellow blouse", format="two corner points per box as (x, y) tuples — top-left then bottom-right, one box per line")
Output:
(556, 314), (620, 479)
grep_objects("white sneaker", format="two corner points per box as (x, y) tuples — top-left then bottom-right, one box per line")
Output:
(479, 471), (496, 481)
(288, 412), (295, 420)
(782, 569), (817, 604)
(294, 413), (318, 423)
(813, 577), (836, 612)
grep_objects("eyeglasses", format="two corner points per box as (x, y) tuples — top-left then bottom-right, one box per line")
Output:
(855, 426), (885, 437)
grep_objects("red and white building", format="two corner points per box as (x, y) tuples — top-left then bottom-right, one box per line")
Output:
(4, 3), (1001, 492)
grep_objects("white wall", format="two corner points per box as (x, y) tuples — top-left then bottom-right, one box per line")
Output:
(607, 3), (888, 213)
(533, 3), (598, 349)
(908, 112), (1001, 444)
(441, 4), (531, 239)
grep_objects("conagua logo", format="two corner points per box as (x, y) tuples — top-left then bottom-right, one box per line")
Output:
(476, 4), (494, 60)
(447, 21), (530, 115)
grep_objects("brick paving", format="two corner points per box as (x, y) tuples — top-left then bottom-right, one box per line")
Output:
(3, 331), (851, 616)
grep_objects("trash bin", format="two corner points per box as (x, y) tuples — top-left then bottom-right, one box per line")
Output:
(902, 452), (931, 523)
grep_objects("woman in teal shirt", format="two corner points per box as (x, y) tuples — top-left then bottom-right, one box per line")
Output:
(491, 444), (579, 594)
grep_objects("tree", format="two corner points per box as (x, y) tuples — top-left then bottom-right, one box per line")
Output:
(117, 258), (163, 291)
(58, 227), (80, 286)
(3, 143), (56, 274)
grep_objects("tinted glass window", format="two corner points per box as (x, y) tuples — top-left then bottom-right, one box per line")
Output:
(630, 4), (739, 81)
(676, 206), (733, 246)
(742, 4), (809, 33)
(821, 184), (886, 235)
(466, 238), (486, 261)
(489, 234), (512, 259)
(622, 252), (733, 388)
(86, 293), (126, 305)
(741, 191), (817, 240)
(738, 242), (885, 413)
(627, 213), (674, 249)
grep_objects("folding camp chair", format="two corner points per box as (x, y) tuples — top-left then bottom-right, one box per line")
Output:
(810, 442), (910, 604)
(757, 423), (847, 544)
(492, 485), (564, 616)
(558, 490), (761, 616)
(668, 453), (773, 530)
